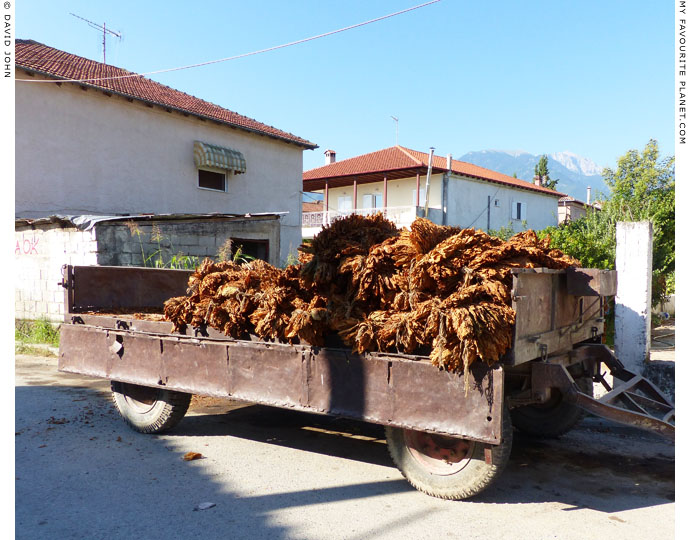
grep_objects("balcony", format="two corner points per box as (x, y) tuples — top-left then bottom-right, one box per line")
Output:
(302, 206), (440, 238)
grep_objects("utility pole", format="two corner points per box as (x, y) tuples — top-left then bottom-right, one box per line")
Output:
(70, 13), (122, 64)
(423, 147), (435, 218)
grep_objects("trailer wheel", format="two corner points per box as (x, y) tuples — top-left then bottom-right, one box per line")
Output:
(111, 381), (191, 434)
(510, 376), (593, 438)
(385, 410), (512, 500)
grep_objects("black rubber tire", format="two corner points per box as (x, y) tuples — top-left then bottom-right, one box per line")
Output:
(385, 409), (513, 500)
(510, 376), (593, 438)
(111, 381), (191, 434)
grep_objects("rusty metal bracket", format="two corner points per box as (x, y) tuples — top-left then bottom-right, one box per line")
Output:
(531, 347), (675, 441)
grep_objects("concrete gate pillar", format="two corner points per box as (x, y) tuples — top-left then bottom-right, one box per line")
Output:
(614, 221), (653, 375)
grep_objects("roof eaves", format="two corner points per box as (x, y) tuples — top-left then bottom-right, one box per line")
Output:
(449, 169), (564, 198)
(303, 164), (429, 182)
(17, 65), (318, 150)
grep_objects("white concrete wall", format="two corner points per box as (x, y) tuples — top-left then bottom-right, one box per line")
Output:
(615, 221), (653, 374)
(446, 174), (559, 232)
(15, 226), (98, 322)
(15, 71), (307, 263)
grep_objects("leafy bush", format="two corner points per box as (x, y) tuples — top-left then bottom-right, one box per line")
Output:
(540, 140), (674, 307)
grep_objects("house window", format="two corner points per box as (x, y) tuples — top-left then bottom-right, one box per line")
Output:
(198, 169), (226, 192)
(338, 196), (352, 212)
(512, 201), (526, 220)
(363, 193), (383, 209)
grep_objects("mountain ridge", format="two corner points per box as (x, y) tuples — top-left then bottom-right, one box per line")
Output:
(459, 150), (609, 202)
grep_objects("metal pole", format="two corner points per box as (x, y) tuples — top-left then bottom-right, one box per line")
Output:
(423, 147), (435, 218)
(487, 195), (491, 231)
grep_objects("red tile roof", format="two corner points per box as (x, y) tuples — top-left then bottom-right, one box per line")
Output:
(15, 40), (317, 149)
(302, 201), (324, 212)
(303, 146), (566, 197)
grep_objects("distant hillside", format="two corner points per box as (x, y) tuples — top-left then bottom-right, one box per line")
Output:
(459, 150), (609, 202)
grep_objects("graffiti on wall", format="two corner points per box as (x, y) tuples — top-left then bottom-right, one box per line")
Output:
(15, 234), (40, 255)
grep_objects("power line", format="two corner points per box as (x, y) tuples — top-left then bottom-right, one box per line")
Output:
(19, 1), (442, 84)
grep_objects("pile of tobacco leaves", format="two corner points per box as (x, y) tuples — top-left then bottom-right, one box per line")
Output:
(164, 215), (578, 381)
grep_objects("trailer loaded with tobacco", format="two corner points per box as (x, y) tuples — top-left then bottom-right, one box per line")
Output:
(58, 215), (675, 500)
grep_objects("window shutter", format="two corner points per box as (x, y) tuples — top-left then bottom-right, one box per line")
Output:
(511, 201), (526, 220)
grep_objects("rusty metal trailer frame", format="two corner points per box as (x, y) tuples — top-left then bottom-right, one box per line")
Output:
(60, 323), (505, 443)
(57, 264), (674, 446)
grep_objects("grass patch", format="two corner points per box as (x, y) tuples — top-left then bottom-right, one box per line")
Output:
(15, 318), (60, 347)
(14, 343), (57, 357)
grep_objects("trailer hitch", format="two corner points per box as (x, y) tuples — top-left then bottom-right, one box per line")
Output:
(533, 344), (675, 441)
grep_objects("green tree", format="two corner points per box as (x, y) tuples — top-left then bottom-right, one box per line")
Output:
(534, 155), (559, 190)
(602, 139), (675, 281)
(542, 139), (675, 306)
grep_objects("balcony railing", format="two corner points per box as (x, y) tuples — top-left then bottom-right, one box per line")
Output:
(302, 206), (419, 230)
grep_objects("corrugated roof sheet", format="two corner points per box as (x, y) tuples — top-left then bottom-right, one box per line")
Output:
(304, 146), (566, 197)
(15, 213), (284, 231)
(15, 39), (317, 149)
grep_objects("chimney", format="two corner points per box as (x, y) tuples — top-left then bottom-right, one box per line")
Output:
(533, 175), (542, 187)
(587, 186), (592, 205)
(324, 149), (336, 165)
(447, 153), (452, 170)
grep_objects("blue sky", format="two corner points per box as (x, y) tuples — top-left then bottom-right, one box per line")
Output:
(16, 0), (674, 172)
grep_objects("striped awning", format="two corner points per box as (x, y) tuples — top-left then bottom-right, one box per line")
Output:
(193, 141), (246, 174)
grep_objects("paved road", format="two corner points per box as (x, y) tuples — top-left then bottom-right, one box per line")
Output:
(15, 354), (675, 540)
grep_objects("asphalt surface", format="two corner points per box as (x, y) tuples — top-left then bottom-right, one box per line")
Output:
(15, 353), (675, 540)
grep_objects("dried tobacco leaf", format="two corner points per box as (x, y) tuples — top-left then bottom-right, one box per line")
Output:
(164, 214), (579, 378)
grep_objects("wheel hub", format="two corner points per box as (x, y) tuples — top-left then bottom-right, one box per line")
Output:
(404, 429), (475, 475)
(120, 383), (161, 413)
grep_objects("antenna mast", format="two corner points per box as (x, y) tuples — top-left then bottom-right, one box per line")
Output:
(391, 116), (399, 146)
(70, 13), (122, 64)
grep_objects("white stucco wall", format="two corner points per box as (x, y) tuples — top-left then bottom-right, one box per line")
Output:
(446, 174), (559, 232)
(15, 71), (309, 263)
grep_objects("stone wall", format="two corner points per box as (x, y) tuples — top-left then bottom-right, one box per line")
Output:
(15, 216), (282, 322)
(93, 217), (281, 268)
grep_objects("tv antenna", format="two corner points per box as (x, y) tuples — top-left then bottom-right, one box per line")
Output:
(70, 13), (122, 64)
(391, 116), (399, 146)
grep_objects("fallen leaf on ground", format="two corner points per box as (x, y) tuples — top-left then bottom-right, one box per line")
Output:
(193, 502), (216, 511)
(183, 452), (203, 461)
